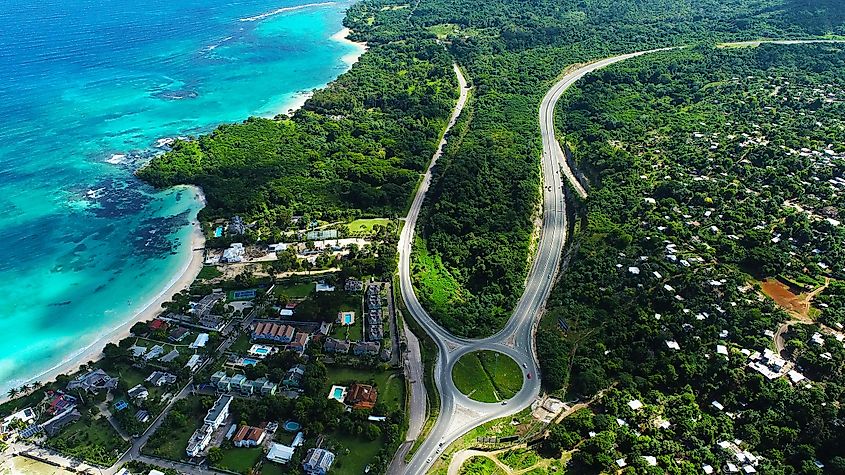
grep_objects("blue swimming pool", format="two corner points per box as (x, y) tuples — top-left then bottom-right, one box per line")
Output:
(254, 347), (269, 355)
(214, 226), (223, 238)
(283, 421), (301, 432)
(242, 358), (258, 366)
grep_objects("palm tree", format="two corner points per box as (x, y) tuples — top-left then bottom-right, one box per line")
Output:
(7, 387), (18, 398)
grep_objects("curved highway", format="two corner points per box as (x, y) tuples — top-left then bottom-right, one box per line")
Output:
(399, 40), (839, 474)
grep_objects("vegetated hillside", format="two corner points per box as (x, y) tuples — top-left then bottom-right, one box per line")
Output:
(397, 0), (845, 338)
(538, 44), (845, 473)
(138, 40), (457, 240)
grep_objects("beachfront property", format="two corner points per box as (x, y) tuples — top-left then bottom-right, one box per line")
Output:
(267, 432), (304, 464)
(232, 425), (266, 447)
(187, 394), (233, 457)
(252, 322), (295, 343)
(337, 311), (355, 326)
(66, 369), (119, 394)
(221, 243), (245, 263)
(168, 326), (189, 342)
(46, 392), (77, 415)
(283, 364), (306, 388)
(302, 448), (335, 475)
(345, 383), (378, 410)
(323, 337), (350, 354)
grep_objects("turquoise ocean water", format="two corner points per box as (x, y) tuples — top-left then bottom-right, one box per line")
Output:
(0, 0), (361, 395)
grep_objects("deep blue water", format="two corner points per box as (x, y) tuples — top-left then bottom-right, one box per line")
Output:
(0, 0), (362, 394)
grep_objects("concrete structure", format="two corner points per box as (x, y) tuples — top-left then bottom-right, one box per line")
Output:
(302, 448), (335, 475)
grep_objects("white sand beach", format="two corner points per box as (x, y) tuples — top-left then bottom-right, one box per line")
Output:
(2, 186), (207, 402)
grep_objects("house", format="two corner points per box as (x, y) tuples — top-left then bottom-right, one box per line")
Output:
(205, 395), (233, 428)
(185, 354), (201, 372)
(323, 338), (350, 354)
(289, 332), (309, 352)
(1, 407), (36, 433)
(221, 243), (245, 263)
(190, 333), (209, 349)
(144, 345), (165, 361)
(302, 448), (335, 475)
(168, 327), (189, 342)
(135, 410), (151, 423)
(283, 364), (306, 388)
(229, 216), (246, 235)
(345, 383), (378, 410)
(148, 318), (169, 332)
(353, 341), (380, 356)
(315, 282), (335, 292)
(252, 322), (295, 343)
(46, 393), (77, 415)
(67, 369), (119, 393)
(129, 345), (147, 358)
(267, 443), (296, 464)
(146, 371), (177, 387)
(186, 423), (214, 457)
(233, 425), (266, 447)
(128, 384), (149, 401)
(250, 377), (278, 396)
(42, 407), (81, 437)
(161, 349), (180, 363)
(345, 278), (363, 292)
(318, 322), (332, 336)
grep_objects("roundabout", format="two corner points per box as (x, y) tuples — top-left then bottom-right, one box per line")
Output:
(451, 350), (523, 403)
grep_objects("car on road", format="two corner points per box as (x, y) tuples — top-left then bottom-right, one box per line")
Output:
(522, 362), (527, 368)
(527, 372), (532, 379)
(501, 400), (507, 405)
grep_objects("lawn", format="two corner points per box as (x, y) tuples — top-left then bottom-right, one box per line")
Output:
(273, 279), (314, 299)
(411, 238), (463, 314)
(260, 461), (291, 475)
(197, 266), (223, 281)
(347, 218), (389, 235)
(323, 430), (383, 474)
(214, 447), (263, 474)
(46, 417), (129, 466)
(325, 367), (405, 413)
(294, 291), (361, 322)
(499, 448), (540, 470)
(452, 351), (522, 403)
(229, 332), (253, 354)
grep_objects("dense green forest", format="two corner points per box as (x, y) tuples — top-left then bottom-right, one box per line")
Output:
(398, 0), (845, 337)
(138, 40), (457, 239)
(537, 44), (845, 474)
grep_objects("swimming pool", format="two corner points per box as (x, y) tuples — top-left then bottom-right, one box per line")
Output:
(254, 347), (269, 355)
(283, 421), (301, 432)
(242, 358), (258, 366)
(214, 226), (223, 238)
(328, 385), (347, 403)
(334, 387), (343, 398)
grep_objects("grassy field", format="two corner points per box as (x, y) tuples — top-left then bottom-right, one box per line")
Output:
(325, 367), (405, 413)
(214, 447), (263, 474)
(452, 351), (522, 403)
(294, 291), (361, 322)
(323, 430), (384, 474)
(411, 238), (463, 314)
(459, 456), (506, 475)
(197, 265), (223, 281)
(273, 279), (314, 299)
(46, 417), (129, 466)
(347, 218), (389, 234)
(229, 332), (253, 354)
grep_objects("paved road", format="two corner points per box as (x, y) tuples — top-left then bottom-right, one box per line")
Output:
(398, 50), (683, 475)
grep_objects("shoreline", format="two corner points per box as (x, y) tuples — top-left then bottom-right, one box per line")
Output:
(2, 186), (207, 404)
(3, 25), (369, 407)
